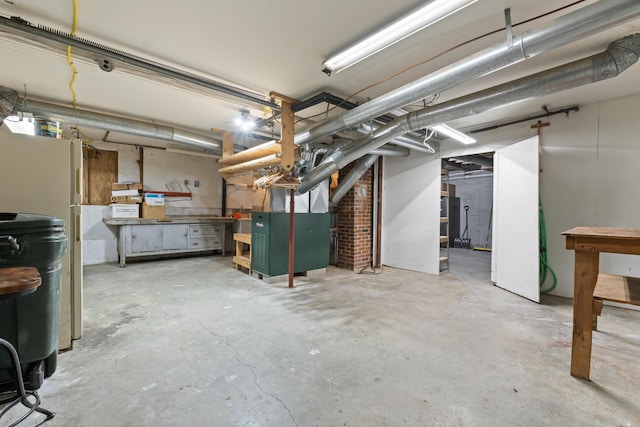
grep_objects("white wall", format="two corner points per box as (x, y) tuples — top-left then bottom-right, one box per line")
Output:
(382, 151), (440, 275)
(541, 93), (640, 298)
(449, 174), (493, 248)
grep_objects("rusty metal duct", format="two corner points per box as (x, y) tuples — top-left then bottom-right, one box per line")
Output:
(297, 33), (640, 193)
(0, 88), (222, 153)
(294, 0), (640, 147)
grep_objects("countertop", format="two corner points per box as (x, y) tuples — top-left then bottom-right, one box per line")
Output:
(104, 216), (238, 225)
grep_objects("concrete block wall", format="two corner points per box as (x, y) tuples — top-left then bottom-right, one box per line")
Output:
(336, 163), (374, 271)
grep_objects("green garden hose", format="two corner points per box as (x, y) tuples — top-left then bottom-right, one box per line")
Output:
(539, 197), (557, 293)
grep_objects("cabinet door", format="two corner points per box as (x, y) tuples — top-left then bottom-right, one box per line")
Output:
(163, 224), (189, 250)
(130, 225), (163, 253)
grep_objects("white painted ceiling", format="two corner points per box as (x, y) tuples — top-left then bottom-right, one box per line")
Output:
(0, 0), (639, 150)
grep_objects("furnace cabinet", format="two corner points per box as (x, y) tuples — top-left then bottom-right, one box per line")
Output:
(251, 212), (330, 276)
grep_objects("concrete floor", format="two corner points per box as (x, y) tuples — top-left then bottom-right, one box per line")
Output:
(4, 249), (640, 426)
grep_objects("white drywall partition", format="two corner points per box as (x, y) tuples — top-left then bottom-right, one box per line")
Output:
(540, 93), (640, 299)
(382, 152), (440, 274)
(493, 136), (540, 302)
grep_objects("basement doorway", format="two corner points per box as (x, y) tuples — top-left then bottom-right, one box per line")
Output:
(441, 136), (540, 302)
(441, 152), (494, 283)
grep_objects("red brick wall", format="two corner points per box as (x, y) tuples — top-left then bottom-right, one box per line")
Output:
(336, 162), (374, 271)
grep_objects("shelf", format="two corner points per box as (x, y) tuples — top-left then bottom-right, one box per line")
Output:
(441, 168), (450, 271)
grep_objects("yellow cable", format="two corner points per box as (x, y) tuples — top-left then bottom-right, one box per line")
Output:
(66, 0), (78, 108)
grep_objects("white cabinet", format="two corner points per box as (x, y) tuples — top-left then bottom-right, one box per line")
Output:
(105, 218), (233, 267)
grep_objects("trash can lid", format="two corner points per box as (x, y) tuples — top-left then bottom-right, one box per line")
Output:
(0, 213), (65, 232)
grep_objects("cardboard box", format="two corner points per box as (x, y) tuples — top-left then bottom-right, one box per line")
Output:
(110, 195), (137, 203)
(142, 204), (165, 219)
(128, 183), (143, 191)
(144, 193), (165, 206)
(111, 203), (140, 218)
(111, 183), (129, 190)
(112, 189), (140, 197)
(126, 195), (144, 203)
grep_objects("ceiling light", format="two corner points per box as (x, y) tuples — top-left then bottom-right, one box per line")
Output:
(234, 109), (256, 132)
(432, 124), (476, 144)
(322, 0), (477, 74)
(2, 112), (35, 135)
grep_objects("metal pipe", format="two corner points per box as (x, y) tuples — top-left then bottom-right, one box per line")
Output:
(470, 106), (579, 134)
(297, 33), (640, 193)
(288, 188), (295, 288)
(0, 16), (277, 110)
(0, 89), (223, 153)
(330, 154), (379, 206)
(294, 0), (640, 146)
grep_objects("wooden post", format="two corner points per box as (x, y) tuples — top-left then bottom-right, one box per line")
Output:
(289, 188), (295, 288)
(270, 92), (298, 172)
(211, 128), (234, 217)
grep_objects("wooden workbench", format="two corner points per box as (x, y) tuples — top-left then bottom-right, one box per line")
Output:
(233, 233), (251, 275)
(562, 226), (640, 380)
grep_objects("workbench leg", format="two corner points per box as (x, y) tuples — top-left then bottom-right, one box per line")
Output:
(571, 250), (599, 380)
(235, 239), (241, 271)
(118, 226), (127, 268)
(222, 227), (226, 257)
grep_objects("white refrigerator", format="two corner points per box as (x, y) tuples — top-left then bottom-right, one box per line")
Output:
(0, 127), (83, 350)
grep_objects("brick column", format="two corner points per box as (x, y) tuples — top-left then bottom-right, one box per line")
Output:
(336, 162), (374, 271)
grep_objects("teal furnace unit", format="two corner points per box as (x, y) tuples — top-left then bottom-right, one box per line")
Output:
(251, 212), (330, 276)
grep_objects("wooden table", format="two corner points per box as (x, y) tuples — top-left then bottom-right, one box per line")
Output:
(562, 227), (640, 380)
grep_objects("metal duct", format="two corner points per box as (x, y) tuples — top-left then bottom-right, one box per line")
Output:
(355, 122), (437, 154)
(370, 146), (409, 157)
(330, 154), (379, 206)
(294, 0), (640, 146)
(297, 33), (640, 193)
(0, 87), (222, 153)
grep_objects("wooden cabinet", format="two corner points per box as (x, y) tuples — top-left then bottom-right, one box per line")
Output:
(105, 217), (234, 267)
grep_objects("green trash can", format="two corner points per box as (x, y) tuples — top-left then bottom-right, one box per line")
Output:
(0, 213), (68, 390)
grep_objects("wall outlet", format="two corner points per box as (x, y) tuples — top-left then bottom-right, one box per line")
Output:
(194, 180), (199, 187)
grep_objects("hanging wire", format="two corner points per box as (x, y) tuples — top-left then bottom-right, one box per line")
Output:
(66, 0), (79, 108)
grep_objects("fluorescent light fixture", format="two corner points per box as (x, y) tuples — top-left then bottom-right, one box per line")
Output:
(2, 112), (35, 135)
(432, 124), (476, 144)
(322, 0), (477, 74)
